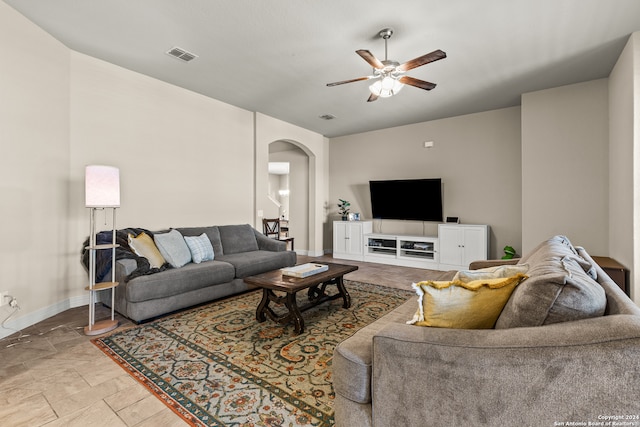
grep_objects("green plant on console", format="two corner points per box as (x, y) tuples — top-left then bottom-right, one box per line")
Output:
(338, 199), (351, 220)
(502, 245), (517, 260)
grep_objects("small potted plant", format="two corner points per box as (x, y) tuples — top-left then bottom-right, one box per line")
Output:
(502, 245), (517, 260)
(338, 199), (351, 221)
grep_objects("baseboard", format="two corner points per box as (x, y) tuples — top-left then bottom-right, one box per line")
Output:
(304, 250), (325, 257)
(0, 294), (90, 340)
(289, 248), (326, 257)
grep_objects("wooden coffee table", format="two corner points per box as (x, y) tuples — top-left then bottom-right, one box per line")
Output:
(244, 262), (358, 335)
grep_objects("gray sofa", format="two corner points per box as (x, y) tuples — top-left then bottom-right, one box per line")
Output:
(103, 224), (296, 322)
(333, 236), (640, 426)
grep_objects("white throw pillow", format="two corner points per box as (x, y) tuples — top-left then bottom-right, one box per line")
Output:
(452, 264), (529, 283)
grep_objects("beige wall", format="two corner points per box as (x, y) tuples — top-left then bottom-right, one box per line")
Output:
(609, 32), (640, 303)
(69, 52), (255, 231)
(67, 51), (256, 299)
(329, 107), (523, 259)
(0, 3), (72, 335)
(0, 4), (329, 337)
(521, 80), (609, 254)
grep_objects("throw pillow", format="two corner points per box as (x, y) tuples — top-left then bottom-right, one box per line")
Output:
(520, 235), (594, 276)
(407, 274), (527, 329)
(495, 236), (607, 329)
(128, 232), (166, 269)
(177, 226), (223, 256)
(184, 233), (215, 264)
(154, 229), (192, 268)
(453, 264), (529, 283)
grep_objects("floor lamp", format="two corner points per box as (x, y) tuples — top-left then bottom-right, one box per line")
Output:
(84, 165), (120, 335)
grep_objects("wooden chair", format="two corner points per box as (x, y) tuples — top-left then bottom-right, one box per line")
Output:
(262, 218), (280, 238)
(262, 218), (294, 250)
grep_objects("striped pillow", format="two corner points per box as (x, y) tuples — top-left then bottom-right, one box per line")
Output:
(184, 233), (214, 264)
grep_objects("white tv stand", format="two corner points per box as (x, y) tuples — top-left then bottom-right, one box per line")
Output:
(332, 222), (490, 271)
(364, 233), (439, 269)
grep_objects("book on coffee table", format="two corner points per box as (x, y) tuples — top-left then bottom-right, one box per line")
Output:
(281, 263), (329, 278)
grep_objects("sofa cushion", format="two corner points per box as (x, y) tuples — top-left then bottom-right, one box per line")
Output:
(333, 298), (419, 404)
(128, 231), (166, 269)
(125, 260), (235, 302)
(333, 269), (456, 405)
(495, 235), (606, 329)
(177, 226), (223, 256)
(218, 224), (259, 255)
(218, 250), (296, 278)
(154, 229), (192, 268)
(407, 274), (526, 329)
(184, 233), (215, 264)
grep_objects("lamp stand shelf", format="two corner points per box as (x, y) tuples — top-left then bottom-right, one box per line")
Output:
(84, 207), (119, 336)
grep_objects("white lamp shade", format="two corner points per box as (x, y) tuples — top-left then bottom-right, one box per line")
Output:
(85, 165), (120, 207)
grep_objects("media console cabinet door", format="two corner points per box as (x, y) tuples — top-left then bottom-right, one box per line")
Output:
(438, 224), (489, 270)
(439, 225), (464, 266)
(333, 221), (372, 261)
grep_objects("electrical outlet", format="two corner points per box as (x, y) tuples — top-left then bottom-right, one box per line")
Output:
(0, 291), (8, 307)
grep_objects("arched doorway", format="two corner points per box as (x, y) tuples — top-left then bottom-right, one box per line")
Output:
(266, 140), (310, 253)
(254, 112), (325, 257)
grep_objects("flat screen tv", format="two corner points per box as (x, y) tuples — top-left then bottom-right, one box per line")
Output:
(369, 178), (443, 222)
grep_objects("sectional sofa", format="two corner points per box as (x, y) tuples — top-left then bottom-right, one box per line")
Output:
(333, 235), (640, 426)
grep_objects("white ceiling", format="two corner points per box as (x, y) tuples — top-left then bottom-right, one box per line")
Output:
(5, 0), (640, 138)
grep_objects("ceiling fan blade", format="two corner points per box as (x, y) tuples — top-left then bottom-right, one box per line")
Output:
(398, 76), (437, 91)
(326, 76), (373, 87)
(356, 49), (385, 70)
(367, 93), (379, 102)
(397, 49), (446, 72)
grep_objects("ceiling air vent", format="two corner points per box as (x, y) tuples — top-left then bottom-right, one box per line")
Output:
(166, 47), (198, 62)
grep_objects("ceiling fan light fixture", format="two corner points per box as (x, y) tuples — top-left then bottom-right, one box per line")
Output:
(326, 27), (445, 102)
(369, 76), (403, 98)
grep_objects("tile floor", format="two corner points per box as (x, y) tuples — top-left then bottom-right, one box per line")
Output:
(0, 255), (448, 426)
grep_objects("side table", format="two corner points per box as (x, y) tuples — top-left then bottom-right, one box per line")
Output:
(592, 256), (629, 296)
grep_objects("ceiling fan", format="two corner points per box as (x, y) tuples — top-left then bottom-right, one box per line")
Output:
(327, 28), (446, 102)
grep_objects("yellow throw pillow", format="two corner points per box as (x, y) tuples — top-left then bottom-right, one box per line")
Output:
(407, 274), (527, 329)
(128, 232), (166, 269)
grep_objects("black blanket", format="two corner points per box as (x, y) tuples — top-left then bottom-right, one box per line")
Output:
(81, 228), (172, 283)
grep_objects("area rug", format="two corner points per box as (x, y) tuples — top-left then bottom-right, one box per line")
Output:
(93, 280), (413, 427)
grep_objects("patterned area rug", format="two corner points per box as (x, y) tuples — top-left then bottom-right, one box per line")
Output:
(93, 280), (413, 426)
